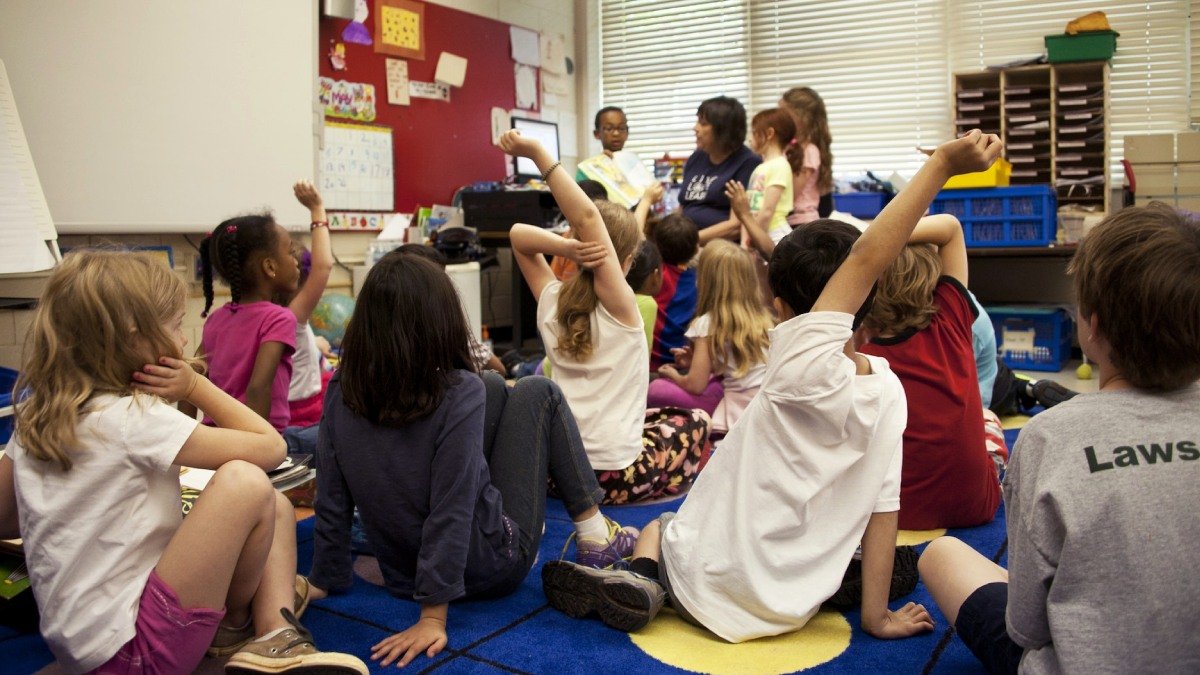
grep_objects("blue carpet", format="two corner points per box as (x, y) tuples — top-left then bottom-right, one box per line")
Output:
(0, 429), (1023, 673)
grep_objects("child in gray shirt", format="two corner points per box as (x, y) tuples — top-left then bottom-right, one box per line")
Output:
(918, 203), (1200, 674)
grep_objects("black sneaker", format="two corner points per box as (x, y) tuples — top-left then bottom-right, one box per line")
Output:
(541, 561), (665, 632)
(1032, 379), (1078, 409)
(824, 545), (919, 610)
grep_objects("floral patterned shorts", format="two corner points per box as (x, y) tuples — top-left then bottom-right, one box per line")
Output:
(594, 407), (712, 505)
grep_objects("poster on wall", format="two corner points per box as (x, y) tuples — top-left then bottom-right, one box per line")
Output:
(514, 64), (538, 111)
(385, 58), (410, 105)
(319, 122), (394, 211)
(318, 77), (377, 121)
(374, 0), (425, 60)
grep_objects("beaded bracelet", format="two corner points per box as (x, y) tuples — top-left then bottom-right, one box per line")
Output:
(540, 161), (562, 183)
(310, 220), (329, 230)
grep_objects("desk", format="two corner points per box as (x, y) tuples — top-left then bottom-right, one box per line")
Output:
(967, 246), (1077, 305)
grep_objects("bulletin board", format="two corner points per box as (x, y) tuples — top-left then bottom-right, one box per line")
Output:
(320, 2), (518, 212)
(319, 122), (395, 210)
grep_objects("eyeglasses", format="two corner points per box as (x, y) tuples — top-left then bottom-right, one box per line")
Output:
(601, 125), (629, 134)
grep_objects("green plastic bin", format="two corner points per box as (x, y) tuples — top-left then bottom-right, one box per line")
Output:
(1045, 31), (1118, 63)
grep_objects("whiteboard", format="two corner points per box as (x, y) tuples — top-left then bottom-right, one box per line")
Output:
(319, 123), (395, 211)
(0, 2), (319, 233)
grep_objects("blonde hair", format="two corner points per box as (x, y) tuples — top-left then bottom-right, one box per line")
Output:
(865, 244), (941, 335)
(14, 250), (188, 471)
(555, 201), (640, 361)
(694, 241), (773, 378)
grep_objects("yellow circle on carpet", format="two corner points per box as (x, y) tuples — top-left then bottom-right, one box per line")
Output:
(896, 529), (946, 546)
(629, 609), (851, 674)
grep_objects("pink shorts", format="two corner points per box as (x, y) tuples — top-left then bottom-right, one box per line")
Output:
(89, 570), (225, 675)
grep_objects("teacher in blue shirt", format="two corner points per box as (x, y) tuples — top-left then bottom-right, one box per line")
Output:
(679, 96), (762, 244)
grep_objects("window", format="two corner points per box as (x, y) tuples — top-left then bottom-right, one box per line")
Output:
(598, 1), (1197, 181)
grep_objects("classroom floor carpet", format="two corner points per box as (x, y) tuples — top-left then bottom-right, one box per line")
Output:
(0, 427), (1022, 674)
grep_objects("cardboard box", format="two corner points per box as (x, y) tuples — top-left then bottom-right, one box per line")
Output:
(1176, 163), (1200, 194)
(1124, 134), (1175, 164)
(1130, 163), (1174, 196)
(1177, 133), (1200, 162)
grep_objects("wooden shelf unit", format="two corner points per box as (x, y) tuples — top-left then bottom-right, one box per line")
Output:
(954, 62), (1110, 214)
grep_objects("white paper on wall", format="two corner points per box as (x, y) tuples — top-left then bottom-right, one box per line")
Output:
(319, 122), (394, 211)
(509, 26), (540, 67)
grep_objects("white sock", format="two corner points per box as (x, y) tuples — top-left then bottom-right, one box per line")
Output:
(574, 511), (609, 543)
(254, 627), (290, 642)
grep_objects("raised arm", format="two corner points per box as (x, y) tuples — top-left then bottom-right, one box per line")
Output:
(289, 181), (333, 325)
(634, 182), (665, 239)
(907, 214), (968, 286)
(812, 130), (1001, 317)
(499, 131), (640, 327)
(509, 225), (606, 301)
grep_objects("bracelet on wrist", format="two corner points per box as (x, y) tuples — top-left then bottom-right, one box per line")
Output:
(310, 220), (329, 230)
(540, 161), (562, 183)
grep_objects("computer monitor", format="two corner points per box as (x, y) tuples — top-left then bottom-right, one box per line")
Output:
(511, 116), (560, 181)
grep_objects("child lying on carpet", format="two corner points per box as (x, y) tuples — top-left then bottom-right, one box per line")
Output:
(920, 203), (1200, 674)
(541, 129), (1004, 642)
(0, 251), (365, 673)
(859, 215), (1003, 530)
(306, 250), (638, 668)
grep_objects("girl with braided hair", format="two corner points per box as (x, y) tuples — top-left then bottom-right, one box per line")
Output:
(196, 205), (301, 436)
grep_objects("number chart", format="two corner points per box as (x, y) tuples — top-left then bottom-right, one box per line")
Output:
(319, 122), (394, 211)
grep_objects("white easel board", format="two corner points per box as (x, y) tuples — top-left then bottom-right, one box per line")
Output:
(0, 59), (57, 274)
(319, 123), (395, 211)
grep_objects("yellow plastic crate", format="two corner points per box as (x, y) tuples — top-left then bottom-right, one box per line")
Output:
(944, 158), (1012, 189)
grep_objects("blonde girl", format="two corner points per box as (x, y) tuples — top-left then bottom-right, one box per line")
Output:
(499, 130), (712, 505)
(726, 108), (801, 257)
(653, 240), (773, 434)
(0, 251), (364, 673)
(780, 86), (835, 226)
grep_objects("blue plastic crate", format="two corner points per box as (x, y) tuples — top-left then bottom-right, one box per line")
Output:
(929, 185), (1057, 247)
(987, 306), (1073, 372)
(833, 192), (893, 218)
(0, 367), (16, 446)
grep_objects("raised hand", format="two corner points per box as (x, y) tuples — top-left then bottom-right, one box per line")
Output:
(293, 180), (324, 212)
(496, 129), (543, 159)
(932, 129), (1003, 177)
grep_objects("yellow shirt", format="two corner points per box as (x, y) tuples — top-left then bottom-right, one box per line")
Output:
(747, 156), (794, 242)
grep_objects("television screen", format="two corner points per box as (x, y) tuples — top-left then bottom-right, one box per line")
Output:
(511, 117), (560, 180)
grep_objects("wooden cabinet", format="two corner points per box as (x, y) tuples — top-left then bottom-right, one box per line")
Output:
(955, 62), (1110, 214)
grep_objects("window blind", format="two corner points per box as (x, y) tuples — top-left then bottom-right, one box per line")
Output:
(747, 0), (951, 176)
(948, 1), (1192, 182)
(600, 0), (750, 164)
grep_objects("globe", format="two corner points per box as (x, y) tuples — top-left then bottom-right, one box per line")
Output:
(310, 294), (355, 348)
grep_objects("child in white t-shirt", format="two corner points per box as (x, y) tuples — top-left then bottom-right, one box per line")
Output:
(0, 251), (365, 673)
(541, 130), (1003, 641)
(651, 240), (772, 434)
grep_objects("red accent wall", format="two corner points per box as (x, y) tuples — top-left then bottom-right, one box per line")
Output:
(319, 3), (516, 212)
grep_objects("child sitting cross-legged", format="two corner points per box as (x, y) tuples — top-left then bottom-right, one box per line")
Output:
(650, 239), (773, 433)
(859, 214), (1003, 529)
(919, 203), (1200, 673)
(306, 250), (638, 669)
(539, 129), (1004, 641)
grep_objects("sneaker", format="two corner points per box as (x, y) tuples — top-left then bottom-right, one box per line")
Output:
(1031, 379), (1078, 409)
(572, 517), (639, 569)
(208, 575), (312, 657)
(541, 560), (665, 632)
(224, 609), (368, 674)
(824, 545), (919, 610)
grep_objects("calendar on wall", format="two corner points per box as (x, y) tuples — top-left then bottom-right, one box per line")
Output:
(319, 122), (394, 211)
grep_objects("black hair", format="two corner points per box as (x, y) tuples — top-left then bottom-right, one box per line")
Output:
(769, 219), (875, 328)
(625, 240), (662, 291)
(338, 252), (476, 427)
(594, 106), (625, 131)
(397, 243), (448, 268)
(649, 212), (700, 266)
(200, 213), (279, 316)
(578, 180), (608, 201)
(697, 96), (748, 156)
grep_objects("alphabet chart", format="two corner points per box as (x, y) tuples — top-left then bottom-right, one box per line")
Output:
(319, 122), (394, 211)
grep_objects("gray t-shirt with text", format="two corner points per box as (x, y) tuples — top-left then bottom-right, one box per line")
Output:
(1003, 382), (1200, 674)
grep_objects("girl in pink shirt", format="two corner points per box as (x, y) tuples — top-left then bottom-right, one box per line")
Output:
(781, 87), (834, 226)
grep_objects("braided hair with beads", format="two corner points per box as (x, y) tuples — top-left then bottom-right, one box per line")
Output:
(200, 213), (280, 316)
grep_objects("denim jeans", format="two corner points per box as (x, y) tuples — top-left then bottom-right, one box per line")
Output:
(282, 423), (319, 456)
(479, 372), (605, 564)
